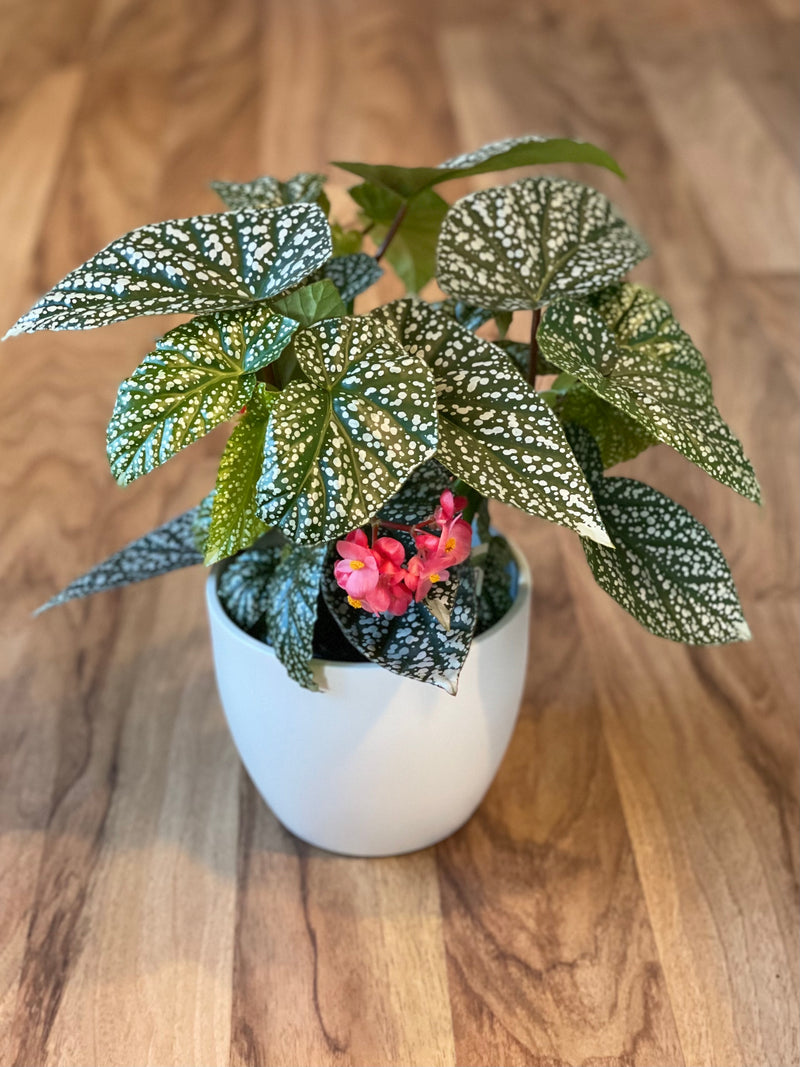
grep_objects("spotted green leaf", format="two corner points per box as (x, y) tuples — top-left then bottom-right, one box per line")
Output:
(350, 183), (449, 292)
(322, 253), (384, 303)
(211, 172), (327, 211)
(559, 382), (658, 468)
(6, 205), (332, 336)
(567, 426), (750, 645)
(429, 298), (494, 333)
(436, 177), (648, 312)
(191, 490), (216, 551)
(424, 573), (461, 630)
(217, 543), (284, 632)
(334, 135), (623, 199)
(205, 385), (276, 564)
(377, 457), (455, 524)
(539, 284), (760, 501)
(270, 279), (346, 326)
(370, 300), (611, 545)
(322, 557), (478, 694)
(495, 338), (565, 379)
(107, 304), (296, 486)
(36, 504), (205, 614)
(263, 544), (327, 690)
(474, 534), (515, 635)
(257, 316), (438, 544)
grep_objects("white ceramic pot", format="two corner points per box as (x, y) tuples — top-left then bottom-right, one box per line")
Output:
(206, 545), (531, 857)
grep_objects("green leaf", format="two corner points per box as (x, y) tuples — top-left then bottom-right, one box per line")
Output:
(538, 284), (760, 502)
(350, 183), (448, 292)
(191, 490), (216, 551)
(270, 279), (346, 326)
(322, 253), (383, 302)
(330, 224), (363, 256)
(559, 382), (658, 468)
(495, 338), (564, 379)
(6, 205), (332, 336)
(107, 304), (296, 486)
(217, 543), (284, 632)
(474, 534), (515, 635)
(36, 504), (205, 614)
(424, 573), (461, 630)
(263, 544), (327, 690)
(211, 172), (327, 210)
(429, 298), (494, 333)
(205, 385), (275, 564)
(436, 177), (649, 311)
(322, 556), (478, 694)
(334, 135), (624, 199)
(566, 426), (750, 645)
(370, 300), (611, 545)
(377, 457), (455, 524)
(257, 316), (438, 544)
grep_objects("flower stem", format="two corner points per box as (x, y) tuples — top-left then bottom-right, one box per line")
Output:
(374, 202), (408, 262)
(528, 308), (541, 388)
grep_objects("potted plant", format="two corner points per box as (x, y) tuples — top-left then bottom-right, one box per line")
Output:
(7, 135), (758, 857)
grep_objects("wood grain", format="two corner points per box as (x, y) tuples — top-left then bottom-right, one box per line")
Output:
(0, 0), (797, 1064)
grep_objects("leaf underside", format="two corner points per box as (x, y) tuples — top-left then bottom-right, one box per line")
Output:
(436, 177), (649, 311)
(217, 543), (284, 631)
(6, 204), (332, 335)
(539, 284), (760, 501)
(322, 252), (384, 303)
(257, 315), (438, 544)
(371, 299), (611, 544)
(107, 304), (296, 485)
(322, 556), (478, 694)
(36, 504), (204, 614)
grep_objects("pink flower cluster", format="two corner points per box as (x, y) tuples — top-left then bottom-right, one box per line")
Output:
(334, 490), (473, 616)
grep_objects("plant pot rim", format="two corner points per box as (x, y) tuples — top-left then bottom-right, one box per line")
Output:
(206, 538), (532, 671)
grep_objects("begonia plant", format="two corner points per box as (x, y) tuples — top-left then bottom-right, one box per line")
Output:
(7, 136), (759, 694)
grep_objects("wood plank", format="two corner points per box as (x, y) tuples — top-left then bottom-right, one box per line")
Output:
(231, 784), (455, 1067)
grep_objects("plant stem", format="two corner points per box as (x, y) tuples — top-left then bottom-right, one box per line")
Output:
(374, 202), (408, 261)
(528, 308), (541, 388)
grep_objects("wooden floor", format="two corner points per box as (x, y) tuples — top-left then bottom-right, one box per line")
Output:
(0, 1), (798, 1064)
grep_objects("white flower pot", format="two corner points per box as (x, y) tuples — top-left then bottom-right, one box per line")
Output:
(205, 545), (531, 857)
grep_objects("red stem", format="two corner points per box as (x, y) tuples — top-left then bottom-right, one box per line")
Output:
(374, 202), (408, 262)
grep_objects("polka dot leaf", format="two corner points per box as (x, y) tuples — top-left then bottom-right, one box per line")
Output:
(558, 381), (659, 468)
(370, 300), (611, 545)
(566, 425), (751, 645)
(211, 172), (327, 211)
(322, 555), (478, 694)
(263, 544), (327, 690)
(436, 177), (649, 311)
(35, 503), (206, 614)
(5, 204), (333, 335)
(322, 253), (384, 303)
(539, 284), (761, 501)
(334, 135), (623, 199)
(257, 316), (438, 544)
(377, 457), (456, 524)
(107, 304), (297, 486)
(204, 384), (275, 564)
(217, 543), (284, 632)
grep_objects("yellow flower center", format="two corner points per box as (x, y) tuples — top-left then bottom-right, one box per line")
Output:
(349, 559), (365, 570)
(347, 595), (363, 609)
(444, 537), (456, 553)
(430, 573), (441, 584)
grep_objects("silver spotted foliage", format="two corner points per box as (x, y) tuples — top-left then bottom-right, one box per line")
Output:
(217, 544), (283, 632)
(257, 315), (438, 544)
(37, 505), (204, 614)
(559, 382), (658, 468)
(211, 172), (327, 211)
(322, 253), (384, 303)
(539, 284), (761, 501)
(205, 384), (274, 564)
(263, 545), (327, 690)
(6, 205), (332, 335)
(436, 177), (649, 311)
(371, 300), (611, 544)
(107, 304), (296, 485)
(322, 558), (478, 695)
(568, 426), (750, 645)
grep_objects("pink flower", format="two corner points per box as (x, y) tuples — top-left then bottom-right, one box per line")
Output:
(334, 530), (380, 604)
(335, 532), (413, 616)
(405, 553), (451, 602)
